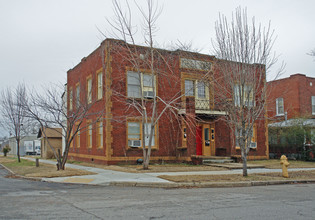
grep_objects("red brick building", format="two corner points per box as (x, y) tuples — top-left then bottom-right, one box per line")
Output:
(267, 74), (315, 121)
(67, 39), (268, 164)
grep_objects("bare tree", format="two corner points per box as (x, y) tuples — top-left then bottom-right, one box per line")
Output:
(0, 84), (27, 162)
(307, 48), (315, 58)
(211, 7), (283, 176)
(102, 0), (190, 169)
(24, 84), (104, 170)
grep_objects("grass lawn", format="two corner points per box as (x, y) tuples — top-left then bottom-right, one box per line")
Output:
(0, 156), (95, 178)
(158, 170), (315, 183)
(248, 159), (315, 169)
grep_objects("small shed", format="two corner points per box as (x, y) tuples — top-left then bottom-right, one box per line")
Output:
(37, 127), (62, 159)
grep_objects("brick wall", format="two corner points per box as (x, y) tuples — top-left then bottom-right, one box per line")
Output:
(267, 74), (315, 121)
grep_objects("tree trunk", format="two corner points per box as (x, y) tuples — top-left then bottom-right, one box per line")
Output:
(143, 149), (149, 170)
(242, 155), (248, 176)
(17, 139), (21, 163)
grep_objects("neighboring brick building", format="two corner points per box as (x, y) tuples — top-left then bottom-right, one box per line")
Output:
(267, 74), (315, 159)
(67, 38), (268, 165)
(267, 74), (315, 121)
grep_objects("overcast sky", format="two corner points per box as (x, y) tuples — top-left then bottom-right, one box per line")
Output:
(0, 0), (314, 136)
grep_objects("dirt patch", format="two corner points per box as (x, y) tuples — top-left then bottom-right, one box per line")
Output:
(158, 170), (315, 183)
(0, 156), (95, 178)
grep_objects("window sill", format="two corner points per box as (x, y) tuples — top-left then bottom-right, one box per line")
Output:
(276, 114), (284, 117)
(127, 147), (157, 151)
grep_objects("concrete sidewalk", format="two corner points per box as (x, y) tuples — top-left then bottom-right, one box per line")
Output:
(23, 157), (315, 188)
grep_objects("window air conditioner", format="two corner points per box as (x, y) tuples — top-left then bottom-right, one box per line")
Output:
(250, 142), (257, 149)
(143, 91), (154, 99)
(129, 140), (141, 148)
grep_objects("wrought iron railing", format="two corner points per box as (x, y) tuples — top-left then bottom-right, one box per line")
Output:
(195, 99), (211, 110)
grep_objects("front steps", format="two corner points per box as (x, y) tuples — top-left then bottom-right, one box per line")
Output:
(191, 155), (234, 165)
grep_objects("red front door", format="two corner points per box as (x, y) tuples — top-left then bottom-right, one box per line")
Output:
(196, 126), (202, 155)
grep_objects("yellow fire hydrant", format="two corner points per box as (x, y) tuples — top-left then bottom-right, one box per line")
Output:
(280, 155), (290, 178)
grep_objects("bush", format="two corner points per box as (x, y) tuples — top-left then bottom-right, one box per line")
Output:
(2, 145), (11, 156)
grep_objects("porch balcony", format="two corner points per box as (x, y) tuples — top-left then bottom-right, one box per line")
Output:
(179, 98), (226, 116)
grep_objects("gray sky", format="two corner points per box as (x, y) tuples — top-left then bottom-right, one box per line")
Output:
(0, 0), (314, 136)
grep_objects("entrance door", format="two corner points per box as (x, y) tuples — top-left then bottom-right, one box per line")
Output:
(196, 126), (202, 155)
(203, 124), (211, 156)
(196, 123), (215, 156)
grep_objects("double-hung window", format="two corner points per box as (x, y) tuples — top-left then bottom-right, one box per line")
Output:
(197, 81), (206, 98)
(235, 125), (256, 148)
(127, 121), (155, 148)
(312, 96), (315, 115)
(276, 97), (284, 116)
(87, 123), (92, 148)
(75, 84), (80, 108)
(127, 71), (155, 98)
(87, 77), (92, 104)
(75, 124), (80, 148)
(97, 121), (103, 148)
(185, 80), (195, 96)
(97, 72), (103, 100)
(69, 89), (73, 111)
(234, 84), (254, 107)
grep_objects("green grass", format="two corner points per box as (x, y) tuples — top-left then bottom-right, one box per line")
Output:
(4, 158), (36, 167)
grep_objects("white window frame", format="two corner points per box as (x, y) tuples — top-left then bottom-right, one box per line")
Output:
(97, 72), (103, 100)
(69, 89), (73, 111)
(75, 84), (80, 108)
(234, 84), (254, 107)
(87, 77), (92, 104)
(185, 80), (195, 96)
(127, 71), (155, 98)
(276, 97), (284, 116)
(127, 121), (156, 148)
(97, 121), (103, 148)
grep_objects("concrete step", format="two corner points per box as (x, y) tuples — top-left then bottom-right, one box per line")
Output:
(203, 159), (234, 164)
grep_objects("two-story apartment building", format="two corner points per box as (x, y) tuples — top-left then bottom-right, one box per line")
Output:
(267, 73), (315, 121)
(67, 39), (268, 165)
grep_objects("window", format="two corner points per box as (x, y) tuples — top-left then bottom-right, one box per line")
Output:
(127, 71), (155, 98)
(312, 96), (315, 115)
(87, 77), (92, 104)
(128, 122), (141, 147)
(235, 125), (256, 148)
(75, 125), (80, 148)
(87, 124), (92, 148)
(234, 84), (254, 107)
(180, 58), (212, 71)
(97, 72), (103, 100)
(127, 121), (155, 148)
(70, 129), (73, 148)
(185, 80), (194, 96)
(197, 81), (206, 98)
(97, 121), (103, 148)
(276, 97), (284, 116)
(75, 84), (80, 108)
(69, 89), (73, 111)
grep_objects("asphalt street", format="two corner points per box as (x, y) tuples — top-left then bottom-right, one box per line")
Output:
(1, 165), (315, 220)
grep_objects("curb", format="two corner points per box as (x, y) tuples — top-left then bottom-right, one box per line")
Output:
(109, 179), (315, 188)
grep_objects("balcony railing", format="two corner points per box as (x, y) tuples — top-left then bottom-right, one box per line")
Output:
(195, 99), (210, 110)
